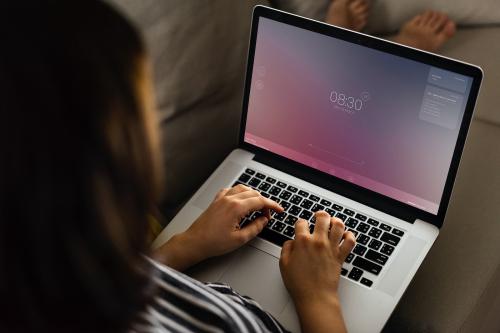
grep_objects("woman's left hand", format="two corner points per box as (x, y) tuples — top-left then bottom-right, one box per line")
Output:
(153, 184), (283, 271)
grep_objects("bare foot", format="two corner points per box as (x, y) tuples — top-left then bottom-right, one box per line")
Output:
(393, 11), (456, 52)
(326, 0), (370, 31)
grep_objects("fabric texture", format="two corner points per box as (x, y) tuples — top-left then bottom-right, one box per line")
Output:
(132, 258), (289, 333)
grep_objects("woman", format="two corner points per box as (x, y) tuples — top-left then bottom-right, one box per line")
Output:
(0, 1), (355, 332)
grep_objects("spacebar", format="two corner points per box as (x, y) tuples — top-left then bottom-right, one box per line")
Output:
(352, 256), (383, 275)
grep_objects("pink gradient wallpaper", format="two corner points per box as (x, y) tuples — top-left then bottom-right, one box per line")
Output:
(245, 18), (472, 214)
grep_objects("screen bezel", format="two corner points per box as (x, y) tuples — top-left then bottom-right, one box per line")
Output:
(239, 6), (483, 228)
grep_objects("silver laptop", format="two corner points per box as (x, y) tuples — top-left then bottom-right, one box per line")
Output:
(153, 6), (482, 332)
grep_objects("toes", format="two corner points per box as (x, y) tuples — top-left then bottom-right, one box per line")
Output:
(431, 12), (448, 31)
(421, 10), (434, 25)
(442, 20), (456, 37)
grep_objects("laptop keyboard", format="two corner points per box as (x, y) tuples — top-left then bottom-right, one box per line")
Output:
(234, 168), (405, 288)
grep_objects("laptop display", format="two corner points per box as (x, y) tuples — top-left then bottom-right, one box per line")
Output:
(244, 17), (474, 215)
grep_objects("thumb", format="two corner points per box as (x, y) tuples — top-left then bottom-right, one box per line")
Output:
(239, 216), (269, 243)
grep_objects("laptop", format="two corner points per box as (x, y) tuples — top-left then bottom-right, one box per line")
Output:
(152, 6), (482, 332)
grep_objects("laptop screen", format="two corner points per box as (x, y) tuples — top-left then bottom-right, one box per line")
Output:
(244, 17), (473, 215)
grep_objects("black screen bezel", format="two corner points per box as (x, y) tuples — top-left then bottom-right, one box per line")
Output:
(239, 6), (483, 228)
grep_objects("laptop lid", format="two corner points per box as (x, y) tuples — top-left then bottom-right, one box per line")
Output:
(239, 6), (482, 228)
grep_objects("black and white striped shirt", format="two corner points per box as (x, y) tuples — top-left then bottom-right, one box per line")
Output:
(131, 258), (290, 333)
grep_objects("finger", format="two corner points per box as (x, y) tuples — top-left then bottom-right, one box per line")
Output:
(231, 188), (261, 200)
(238, 196), (284, 214)
(339, 231), (356, 261)
(329, 217), (345, 244)
(226, 184), (252, 196)
(214, 188), (229, 201)
(238, 216), (268, 243)
(280, 240), (293, 266)
(294, 218), (309, 236)
(313, 211), (331, 239)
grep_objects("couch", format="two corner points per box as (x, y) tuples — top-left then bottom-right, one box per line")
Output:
(110, 1), (500, 331)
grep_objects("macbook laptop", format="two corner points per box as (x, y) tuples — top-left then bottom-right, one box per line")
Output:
(153, 6), (482, 332)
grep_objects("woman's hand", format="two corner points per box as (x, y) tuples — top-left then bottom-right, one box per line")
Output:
(153, 184), (283, 271)
(279, 211), (356, 333)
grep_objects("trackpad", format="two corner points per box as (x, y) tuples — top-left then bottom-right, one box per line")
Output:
(219, 246), (290, 316)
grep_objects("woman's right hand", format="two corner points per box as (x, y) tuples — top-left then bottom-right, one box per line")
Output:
(279, 211), (356, 333)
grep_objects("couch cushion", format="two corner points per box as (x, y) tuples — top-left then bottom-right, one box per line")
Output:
(108, 0), (270, 218)
(384, 119), (500, 332)
(439, 26), (500, 126)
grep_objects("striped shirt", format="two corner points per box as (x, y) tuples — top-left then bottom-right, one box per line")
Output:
(131, 258), (290, 333)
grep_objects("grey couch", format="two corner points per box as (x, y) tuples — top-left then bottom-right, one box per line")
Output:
(111, 1), (500, 331)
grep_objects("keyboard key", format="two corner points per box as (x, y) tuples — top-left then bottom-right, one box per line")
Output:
(254, 172), (265, 179)
(392, 228), (404, 237)
(360, 278), (373, 287)
(266, 177), (276, 184)
(381, 244), (395, 256)
(353, 256), (382, 275)
(289, 205), (301, 216)
(365, 249), (389, 265)
(290, 195), (302, 205)
(346, 228), (358, 237)
(248, 178), (261, 187)
(320, 199), (332, 207)
(266, 218), (275, 229)
(277, 181), (287, 188)
(380, 232), (400, 246)
(299, 210), (313, 220)
(345, 217), (358, 228)
(309, 194), (320, 202)
(281, 201), (291, 211)
(368, 227), (382, 239)
(310, 216), (316, 224)
(283, 226), (295, 238)
(343, 208), (355, 216)
(367, 218), (379, 226)
(348, 267), (363, 281)
(274, 212), (287, 221)
(380, 223), (391, 231)
(269, 186), (282, 196)
(311, 203), (325, 212)
(356, 222), (370, 233)
(261, 192), (270, 198)
(355, 213), (367, 221)
(258, 182), (271, 191)
(239, 173), (251, 183)
(298, 190), (309, 197)
(287, 185), (298, 193)
(332, 204), (343, 211)
(245, 168), (255, 175)
(271, 221), (286, 232)
(300, 199), (313, 210)
(309, 224), (315, 233)
(345, 253), (354, 263)
(341, 268), (348, 276)
(368, 239), (382, 251)
(357, 234), (370, 245)
(270, 196), (280, 203)
(284, 215), (298, 226)
(279, 190), (292, 200)
(325, 208), (337, 216)
(353, 244), (367, 256)
(335, 213), (347, 221)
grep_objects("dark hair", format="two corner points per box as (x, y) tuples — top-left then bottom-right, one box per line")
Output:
(0, 1), (161, 332)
